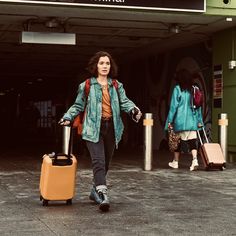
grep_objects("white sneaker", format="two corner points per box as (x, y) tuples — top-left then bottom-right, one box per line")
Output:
(168, 160), (178, 169)
(190, 159), (199, 171)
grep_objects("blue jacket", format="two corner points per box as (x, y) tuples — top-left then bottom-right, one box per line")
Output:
(63, 77), (137, 145)
(165, 85), (203, 132)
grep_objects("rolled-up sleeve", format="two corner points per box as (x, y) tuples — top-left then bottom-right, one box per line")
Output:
(117, 82), (136, 113)
(63, 82), (86, 121)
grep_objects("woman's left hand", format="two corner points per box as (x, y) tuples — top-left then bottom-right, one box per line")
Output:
(135, 110), (142, 122)
(131, 107), (142, 123)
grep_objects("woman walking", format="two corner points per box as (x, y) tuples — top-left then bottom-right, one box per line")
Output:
(59, 51), (142, 211)
(165, 69), (203, 171)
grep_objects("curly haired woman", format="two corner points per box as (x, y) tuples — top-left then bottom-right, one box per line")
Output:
(59, 51), (142, 211)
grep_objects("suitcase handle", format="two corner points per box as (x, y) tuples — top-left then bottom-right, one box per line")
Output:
(52, 153), (73, 166)
(47, 152), (73, 166)
(197, 127), (209, 145)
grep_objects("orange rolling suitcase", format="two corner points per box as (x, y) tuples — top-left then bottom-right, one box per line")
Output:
(39, 126), (77, 206)
(197, 128), (226, 171)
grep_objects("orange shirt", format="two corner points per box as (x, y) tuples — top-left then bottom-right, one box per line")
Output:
(101, 85), (112, 118)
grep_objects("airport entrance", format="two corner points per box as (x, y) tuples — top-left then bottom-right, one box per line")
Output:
(0, 0), (235, 154)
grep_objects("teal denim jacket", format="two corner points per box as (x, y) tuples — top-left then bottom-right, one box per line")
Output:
(63, 77), (137, 145)
(165, 85), (203, 132)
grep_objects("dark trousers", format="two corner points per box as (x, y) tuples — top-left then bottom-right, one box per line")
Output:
(86, 120), (116, 187)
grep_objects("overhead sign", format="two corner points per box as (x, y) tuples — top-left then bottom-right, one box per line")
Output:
(213, 64), (223, 108)
(0, 0), (206, 12)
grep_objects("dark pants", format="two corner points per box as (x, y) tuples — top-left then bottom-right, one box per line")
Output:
(176, 138), (197, 153)
(86, 119), (116, 187)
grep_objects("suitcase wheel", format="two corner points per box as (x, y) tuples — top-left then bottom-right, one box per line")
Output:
(42, 199), (49, 206)
(66, 199), (72, 205)
(220, 165), (226, 171)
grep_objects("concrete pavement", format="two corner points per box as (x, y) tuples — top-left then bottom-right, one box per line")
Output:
(0, 145), (236, 236)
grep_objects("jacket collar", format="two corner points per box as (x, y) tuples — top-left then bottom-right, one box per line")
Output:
(90, 77), (113, 86)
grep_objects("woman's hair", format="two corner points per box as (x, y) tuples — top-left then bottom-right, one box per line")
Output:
(175, 69), (193, 91)
(86, 51), (118, 78)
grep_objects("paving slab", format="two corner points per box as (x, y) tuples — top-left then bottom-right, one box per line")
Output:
(0, 147), (235, 236)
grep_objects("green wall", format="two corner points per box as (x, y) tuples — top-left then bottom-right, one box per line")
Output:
(207, 0), (236, 15)
(213, 28), (236, 152)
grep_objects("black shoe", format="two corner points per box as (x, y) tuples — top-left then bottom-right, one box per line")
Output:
(98, 190), (110, 212)
(89, 186), (102, 204)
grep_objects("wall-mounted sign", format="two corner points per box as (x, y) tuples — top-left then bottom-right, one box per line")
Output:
(213, 64), (223, 108)
(0, 0), (206, 12)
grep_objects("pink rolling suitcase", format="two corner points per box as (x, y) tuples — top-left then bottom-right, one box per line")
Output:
(197, 128), (226, 170)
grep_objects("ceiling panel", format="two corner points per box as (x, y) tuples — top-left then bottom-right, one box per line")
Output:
(0, 2), (236, 96)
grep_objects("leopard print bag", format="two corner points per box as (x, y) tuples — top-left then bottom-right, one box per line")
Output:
(168, 127), (180, 152)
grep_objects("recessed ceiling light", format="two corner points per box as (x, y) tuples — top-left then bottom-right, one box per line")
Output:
(226, 17), (233, 22)
(169, 24), (181, 34)
(45, 18), (60, 28)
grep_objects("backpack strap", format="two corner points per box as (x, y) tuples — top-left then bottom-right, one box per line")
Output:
(112, 79), (120, 102)
(84, 78), (91, 98)
(112, 79), (118, 90)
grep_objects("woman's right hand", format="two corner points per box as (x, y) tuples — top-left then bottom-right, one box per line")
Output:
(168, 123), (173, 129)
(198, 123), (203, 128)
(58, 118), (71, 126)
